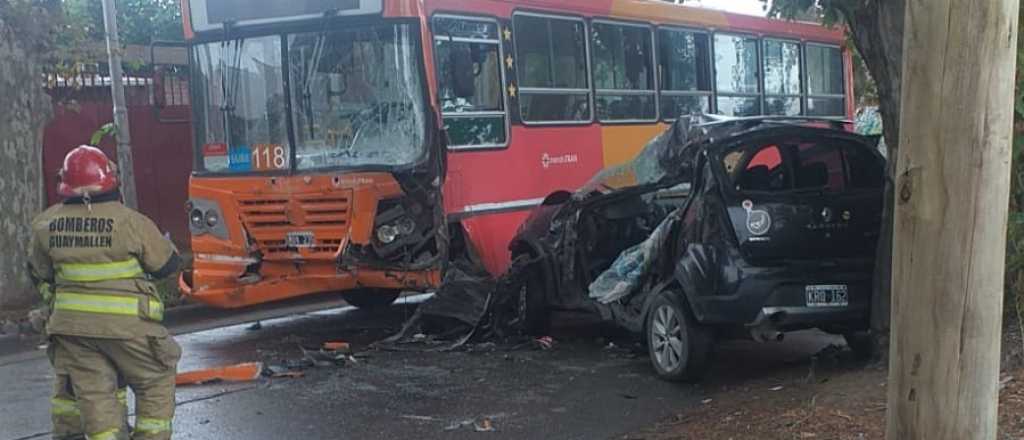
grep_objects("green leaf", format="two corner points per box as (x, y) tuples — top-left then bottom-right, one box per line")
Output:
(90, 122), (116, 145)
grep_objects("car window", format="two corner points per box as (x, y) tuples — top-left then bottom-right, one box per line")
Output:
(735, 145), (788, 191)
(796, 143), (844, 192)
(844, 145), (885, 188)
(727, 138), (880, 194)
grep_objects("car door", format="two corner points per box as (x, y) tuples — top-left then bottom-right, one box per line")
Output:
(721, 134), (885, 262)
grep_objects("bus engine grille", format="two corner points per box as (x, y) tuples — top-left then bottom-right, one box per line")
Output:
(236, 192), (352, 258)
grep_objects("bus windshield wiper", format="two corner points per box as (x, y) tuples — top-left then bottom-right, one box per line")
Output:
(219, 37), (245, 143)
(301, 33), (327, 139)
(300, 11), (338, 140)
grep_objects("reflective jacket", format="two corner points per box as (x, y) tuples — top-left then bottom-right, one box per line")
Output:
(27, 193), (181, 339)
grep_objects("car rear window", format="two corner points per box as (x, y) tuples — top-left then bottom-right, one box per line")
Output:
(728, 138), (881, 193)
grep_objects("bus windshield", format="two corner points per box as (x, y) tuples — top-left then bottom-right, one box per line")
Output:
(190, 23), (427, 173)
(289, 24), (426, 170)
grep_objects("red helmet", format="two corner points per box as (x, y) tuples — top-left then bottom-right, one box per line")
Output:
(57, 145), (118, 198)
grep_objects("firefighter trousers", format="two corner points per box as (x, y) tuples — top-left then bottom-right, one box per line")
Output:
(51, 334), (181, 440)
(51, 372), (128, 439)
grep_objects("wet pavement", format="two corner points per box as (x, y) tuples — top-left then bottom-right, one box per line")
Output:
(0, 295), (842, 440)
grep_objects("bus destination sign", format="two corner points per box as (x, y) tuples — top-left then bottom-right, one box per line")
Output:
(189, 0), (383, 33)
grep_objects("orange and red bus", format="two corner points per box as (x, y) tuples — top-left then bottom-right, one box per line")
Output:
(177, 0), (853, 309)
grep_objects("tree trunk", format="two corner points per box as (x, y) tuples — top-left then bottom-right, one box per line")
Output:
(836, 0), (906, 357)
(0, 4), (56, 310)
(886, 0), (1018, 438)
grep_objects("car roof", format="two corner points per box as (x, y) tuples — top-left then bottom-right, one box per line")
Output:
(574, 114), (869, 196)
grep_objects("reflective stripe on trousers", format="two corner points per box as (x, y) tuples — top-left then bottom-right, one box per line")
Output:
(51, 397), (79, 416)
(53, 292), (164, 321)
(86, 428), (120, 440)
(135, 417), (172, 435)
(57, 259), (144, 283)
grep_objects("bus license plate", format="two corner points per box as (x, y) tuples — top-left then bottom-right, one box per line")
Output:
(286, 231), (315, 248)
(805, 284), (849, 307)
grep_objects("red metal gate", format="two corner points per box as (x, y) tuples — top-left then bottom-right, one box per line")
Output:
(42, 54), (193, 250)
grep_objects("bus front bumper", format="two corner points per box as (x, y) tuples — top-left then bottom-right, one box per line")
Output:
(178, 260), (441, 309)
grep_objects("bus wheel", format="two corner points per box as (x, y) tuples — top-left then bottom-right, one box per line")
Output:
(342, 289), (401, 309)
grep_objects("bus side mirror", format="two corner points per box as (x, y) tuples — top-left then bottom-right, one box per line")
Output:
(450, 45), (476, 98)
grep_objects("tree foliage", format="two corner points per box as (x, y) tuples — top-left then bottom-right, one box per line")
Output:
(61, 0), (183, 46)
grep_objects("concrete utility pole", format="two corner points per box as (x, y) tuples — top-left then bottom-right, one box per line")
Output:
(887, 1), (1019, 439)
(100, 0), (138, 209)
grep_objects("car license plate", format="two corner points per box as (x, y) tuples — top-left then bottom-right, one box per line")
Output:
(805, 284), (849, 307)
(286, 231), (315, 248)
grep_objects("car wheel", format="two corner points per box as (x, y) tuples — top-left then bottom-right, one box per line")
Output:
(342, 289), (401, 310)
(646, 291), (711, 382)
(511, 256), (551, 336)
(843, 331), (875, 360)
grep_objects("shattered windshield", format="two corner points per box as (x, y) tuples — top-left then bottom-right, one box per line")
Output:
(289, 24), (427, 170)
(192, 36), (288, 173)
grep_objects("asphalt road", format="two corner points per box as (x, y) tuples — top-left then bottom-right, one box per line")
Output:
(0, 296), (842, 440)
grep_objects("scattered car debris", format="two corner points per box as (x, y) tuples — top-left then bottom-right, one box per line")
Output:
(474, 418), (496, 432)
(535, 336), (555, 350)
(300, 346), (358, 367)
(770, 386), (785, 391)
(175, 362), (264, 386)
(400, 415), (441, 422)
(322, 341), (352, 353)
(445, 420), (472, 431)
(247, 321), (263, 331)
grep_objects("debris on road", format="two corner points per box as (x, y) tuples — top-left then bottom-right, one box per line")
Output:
(400, 415), (440, 422)
(175, 362), (263, 386)
(247, 321), (263, 331)
(536, 336), (555, 350)
(474, 418), (496, 432)
(300, 346), (358, 367)
(322, 341), (352, 352)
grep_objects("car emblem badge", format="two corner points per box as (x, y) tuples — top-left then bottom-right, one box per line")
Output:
(743, 200), (771, 236)
(821, 207), (834, 222)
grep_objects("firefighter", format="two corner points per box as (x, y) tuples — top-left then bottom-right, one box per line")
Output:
(28, 145), (182, 440)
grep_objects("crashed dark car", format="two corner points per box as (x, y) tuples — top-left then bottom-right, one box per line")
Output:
(507, 116), (886, 382)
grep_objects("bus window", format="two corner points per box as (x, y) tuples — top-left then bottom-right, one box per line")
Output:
(714, 33), (760, 116)
(513, 14), (591, 123)
(433, 16), (507, 149)
(658, 28), (711, 120)
(763, 39), (802, 116)
(805, 43), (845, 116)
(591, 21), (655, 122)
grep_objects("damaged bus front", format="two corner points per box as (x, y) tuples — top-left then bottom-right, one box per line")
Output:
(178, 0), (447, 308)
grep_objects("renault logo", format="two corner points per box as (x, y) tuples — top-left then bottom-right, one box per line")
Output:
(821, 207), (834, 222)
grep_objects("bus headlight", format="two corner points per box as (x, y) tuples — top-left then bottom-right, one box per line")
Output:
(190, 209), (205, 228)
(205, 210), (220, 227)
(187, 198), (229, 240)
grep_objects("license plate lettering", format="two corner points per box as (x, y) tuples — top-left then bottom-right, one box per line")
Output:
(805, 284), (849, 307)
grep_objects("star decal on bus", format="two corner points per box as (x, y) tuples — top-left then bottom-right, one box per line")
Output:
(508, 84), (517, 98)
(503, 27), (512, 41)
(505, 55), (514, 69)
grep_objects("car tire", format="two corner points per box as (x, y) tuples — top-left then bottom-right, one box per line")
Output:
(843, 331), (875, 360)
(342, 289), (401, 310)
(511, 256), (551, 336)
(646, 291), (712, 382)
